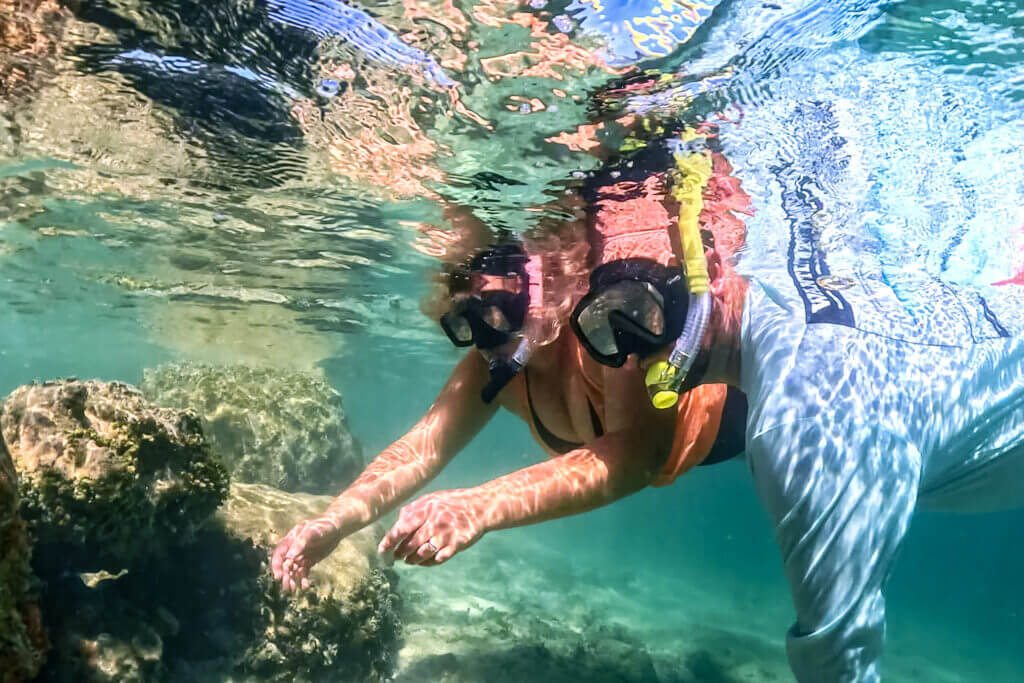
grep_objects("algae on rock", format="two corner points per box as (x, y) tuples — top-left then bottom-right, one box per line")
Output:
(215, 483), (401, 682)
(141, 363), (362, 494)
(0, 427), (47, 683)
(34, 483), (401, 683)
(0, 379), (229, 570)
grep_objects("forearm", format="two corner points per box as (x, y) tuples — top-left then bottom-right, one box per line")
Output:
(321, 352), (498, 531)
(475, 433), (661, 532)
(323, 434), (446, 530)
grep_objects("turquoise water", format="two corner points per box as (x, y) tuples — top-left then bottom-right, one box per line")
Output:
(2, 0), (1024, 680)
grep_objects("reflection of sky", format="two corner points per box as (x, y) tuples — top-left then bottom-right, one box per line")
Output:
(566, 0), (724, 66)
(113, 49), (302, 99)
(264, 0), (455, 86)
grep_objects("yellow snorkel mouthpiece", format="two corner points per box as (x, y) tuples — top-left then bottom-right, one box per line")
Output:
(645, 362), (682, 409)
(643, 129), (713, 409)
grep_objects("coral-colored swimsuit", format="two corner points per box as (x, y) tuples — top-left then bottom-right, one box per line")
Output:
(517, 133), (752, 485)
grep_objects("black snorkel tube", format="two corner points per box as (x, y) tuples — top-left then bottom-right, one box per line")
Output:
(480, 336), (533, 404)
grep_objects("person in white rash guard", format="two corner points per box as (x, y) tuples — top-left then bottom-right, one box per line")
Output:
(566, 108), (1024, 682)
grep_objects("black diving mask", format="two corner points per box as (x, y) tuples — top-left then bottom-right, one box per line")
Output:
(440, 243), (529, 351)
(570, 258), (688, 367)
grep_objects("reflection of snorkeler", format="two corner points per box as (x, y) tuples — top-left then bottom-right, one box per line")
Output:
(271, 124), (749, 580)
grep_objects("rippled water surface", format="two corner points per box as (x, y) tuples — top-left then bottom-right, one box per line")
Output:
(2, 0), (1023, 680)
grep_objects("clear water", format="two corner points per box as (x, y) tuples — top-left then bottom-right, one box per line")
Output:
(2, 0), (1023, 680)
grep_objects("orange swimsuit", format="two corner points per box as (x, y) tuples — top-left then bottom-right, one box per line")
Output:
(561, 130), (752, 485)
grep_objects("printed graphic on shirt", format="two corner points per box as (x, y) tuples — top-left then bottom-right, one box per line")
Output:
(772, 101), (1022, 347)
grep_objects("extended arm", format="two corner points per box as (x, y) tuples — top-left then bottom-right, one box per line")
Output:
(380, 416), (674, 565)
(323, 350), (498, 529)
(272, 350), (497, 590)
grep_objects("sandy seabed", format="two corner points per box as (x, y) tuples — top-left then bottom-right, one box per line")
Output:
(389, 532), (1021, 683)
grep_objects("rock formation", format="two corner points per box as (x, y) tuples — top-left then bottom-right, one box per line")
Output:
(0, 427), (47, 683)
(36, 484), (400, 683)
(142, 363), (362, 494)
(0, 379), (229, 571)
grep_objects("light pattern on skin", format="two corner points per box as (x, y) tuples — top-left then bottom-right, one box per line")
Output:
(379, 438), (644, 567)
(273, 398), (476, 586)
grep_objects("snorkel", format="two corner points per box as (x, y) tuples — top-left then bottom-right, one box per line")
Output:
(481, 335), (533, 404)
(644, 131), (714, 409)
(480, 250), (544, 404)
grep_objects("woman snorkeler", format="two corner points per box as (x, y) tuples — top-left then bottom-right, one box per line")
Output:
(271, 123), (751, 582)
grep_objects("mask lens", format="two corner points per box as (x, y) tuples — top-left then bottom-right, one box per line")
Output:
(450, 315), (474, 342)
(576, 281), (666, 355)
(480, 305), (512, 333)
(441, 312), (475, 346)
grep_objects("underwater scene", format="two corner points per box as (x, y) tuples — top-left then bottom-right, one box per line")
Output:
(2, 0), (1023, 680)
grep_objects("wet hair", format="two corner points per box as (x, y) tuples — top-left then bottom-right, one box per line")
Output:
(420, 212), (591, 349)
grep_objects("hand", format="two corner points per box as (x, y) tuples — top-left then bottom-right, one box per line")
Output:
(271, 516), (343, 593)
(378, 490), (486, 566)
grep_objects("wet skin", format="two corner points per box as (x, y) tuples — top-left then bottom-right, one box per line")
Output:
(272, 249), (747, 591)
(271, 332), (679, 590)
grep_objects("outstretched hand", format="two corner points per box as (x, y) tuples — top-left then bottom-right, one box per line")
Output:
(271, 516), (343, 593)
(378, 490), (487, 566)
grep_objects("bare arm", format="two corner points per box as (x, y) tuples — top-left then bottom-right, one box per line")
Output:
(272, 350), (497, 590)
(380, 399), (676, 565)
(323, 350), (499, 533)
(475, 426), (670, 531)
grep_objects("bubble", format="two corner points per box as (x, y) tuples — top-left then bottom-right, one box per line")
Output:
(552, 15), (573, 33)
(316, 79), (342, 99)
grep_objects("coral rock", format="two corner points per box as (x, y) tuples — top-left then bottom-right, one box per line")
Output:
(0, 431), (47, 682)
(215, 483), (401, 682)
(0, 379), (228, 570)
(141, 363), (362, 494)
(34, 483), (400, 683)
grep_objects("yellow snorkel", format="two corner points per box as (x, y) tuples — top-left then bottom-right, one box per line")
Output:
(645, 130), (713, 409)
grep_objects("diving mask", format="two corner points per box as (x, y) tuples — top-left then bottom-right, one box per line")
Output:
(570, 258), (688, 368)
(440, 243), (529, 351)
(440, 243), (535, 403)
(571, 132), (715, 408)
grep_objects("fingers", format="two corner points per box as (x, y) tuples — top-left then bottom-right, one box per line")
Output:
(272, 525), (303, 580)
(379, 515), (436, 564)
(391, 529), (425, 560)
(379, 505), (427, 554)
(433, 546), (456, 564)
(417, 545), (455, 567)
(271, 538), (290, 579)
(271, 523), (313, 592)
(404, 539), (441, 565)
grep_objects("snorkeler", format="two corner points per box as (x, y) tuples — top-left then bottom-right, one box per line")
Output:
(271, 124), (750, 580)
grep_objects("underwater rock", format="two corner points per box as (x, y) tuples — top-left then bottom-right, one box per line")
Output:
(213, 482), (401, 682)
(0, 429), (47, 683)
(0, 379), (229, 571)
(34, 483), (400, 683)
(141, 362), (362, 494)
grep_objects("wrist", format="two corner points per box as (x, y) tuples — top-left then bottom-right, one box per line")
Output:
(462, 485), (504, 532)
(323, 495), (375, 532)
